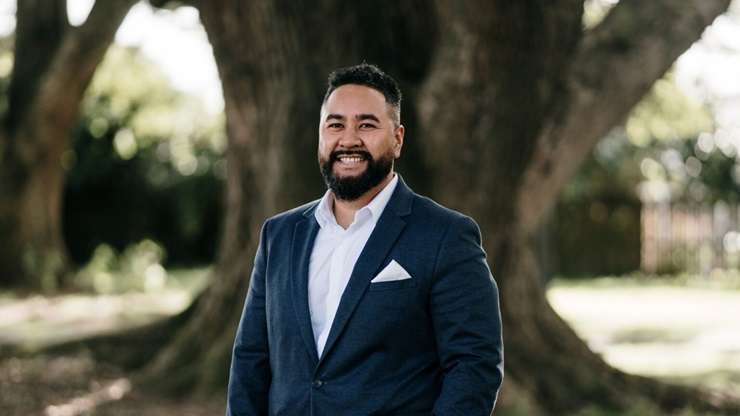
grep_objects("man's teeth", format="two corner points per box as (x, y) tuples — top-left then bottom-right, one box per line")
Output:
(339, 156), (365, 163)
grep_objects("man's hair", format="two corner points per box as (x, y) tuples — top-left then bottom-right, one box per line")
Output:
(323, 63), (402, 125)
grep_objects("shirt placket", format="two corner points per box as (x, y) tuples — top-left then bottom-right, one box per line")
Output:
(325, 229), (351, 323)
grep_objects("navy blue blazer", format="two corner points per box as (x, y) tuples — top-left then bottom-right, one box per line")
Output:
(227, 176), (503, 415)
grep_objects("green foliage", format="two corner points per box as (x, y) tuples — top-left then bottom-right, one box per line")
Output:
(74, 239), (168, 294)
(626, 74), (713, 147)
(619, 72), (737, 203)
(563, 72), (716, 203)
(73, 241), (213, 295)
(81, 45), (226, 173)
(64, 45), (226, 267)
(20, 246), (64, 293)
(636, 136), (740, 203)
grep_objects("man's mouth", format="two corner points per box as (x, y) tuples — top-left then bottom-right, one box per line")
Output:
(332, 152), (370, 166)
(337, 155), (366, 164)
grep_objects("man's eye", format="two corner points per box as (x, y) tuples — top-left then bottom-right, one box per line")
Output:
(359, 123), (377, 129)
(327, 123), (343, 129)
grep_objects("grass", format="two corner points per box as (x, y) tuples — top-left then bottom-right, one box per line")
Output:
(0, 267), (209, 354)
(548, 274), (740, 398)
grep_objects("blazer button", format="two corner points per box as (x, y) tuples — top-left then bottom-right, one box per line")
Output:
(312, 379), (325, 388)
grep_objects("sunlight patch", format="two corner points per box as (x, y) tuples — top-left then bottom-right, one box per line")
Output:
(44, 378), (131, 416)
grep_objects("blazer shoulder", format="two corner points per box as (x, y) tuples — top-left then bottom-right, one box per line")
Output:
(263, 199), (320, 231)
(410, 193), (477, 229)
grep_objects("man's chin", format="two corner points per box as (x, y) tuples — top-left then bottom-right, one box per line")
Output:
(332, 166), (367, 179)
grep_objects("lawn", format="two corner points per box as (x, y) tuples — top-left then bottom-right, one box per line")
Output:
(548, 275), (740, 396)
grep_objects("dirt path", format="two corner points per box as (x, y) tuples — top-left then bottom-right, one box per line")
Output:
(0, 353), (223, 416)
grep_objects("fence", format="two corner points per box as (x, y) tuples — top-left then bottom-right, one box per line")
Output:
(641, 201), (740, 274)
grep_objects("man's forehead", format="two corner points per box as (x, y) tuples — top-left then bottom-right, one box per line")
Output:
(322, 84), (390, 117)
(325, 85), (386, 106)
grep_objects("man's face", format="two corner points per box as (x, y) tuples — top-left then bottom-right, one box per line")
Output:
(318, 84), (404, 200)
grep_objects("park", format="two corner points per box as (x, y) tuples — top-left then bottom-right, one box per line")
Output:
(1, 0), (740, 414)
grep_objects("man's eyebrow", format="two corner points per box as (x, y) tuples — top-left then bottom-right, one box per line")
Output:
(325, 114), (345, 121)
(356, 114), (380, 122)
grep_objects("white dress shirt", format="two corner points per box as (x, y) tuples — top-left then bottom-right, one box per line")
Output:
(308, 174), (399, 358)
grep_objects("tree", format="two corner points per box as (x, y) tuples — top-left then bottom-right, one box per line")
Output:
(0, 0), (137, 290)
(416, 1), (734, 413)
(133, 0), (738, 414)
(137, 0), (438, 394)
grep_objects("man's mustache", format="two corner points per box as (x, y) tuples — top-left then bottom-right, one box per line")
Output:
(330, 150), (373, 163)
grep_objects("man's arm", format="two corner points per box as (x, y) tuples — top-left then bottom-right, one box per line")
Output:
(226, 220), (272, 416)
(431, 215), (504, 416)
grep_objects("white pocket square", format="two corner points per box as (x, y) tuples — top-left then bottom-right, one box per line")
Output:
(371, 260), (412, 283)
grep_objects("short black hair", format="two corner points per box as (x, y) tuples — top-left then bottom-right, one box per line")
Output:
(323, 63), (402, 124)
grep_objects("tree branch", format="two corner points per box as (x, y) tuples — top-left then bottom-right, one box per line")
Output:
(516, 0), (731, 234)
(5, 0), (68, 133)
(16, 0), (138, 162)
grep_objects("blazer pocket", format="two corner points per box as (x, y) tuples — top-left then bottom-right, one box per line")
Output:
(368, 278), (418, 291)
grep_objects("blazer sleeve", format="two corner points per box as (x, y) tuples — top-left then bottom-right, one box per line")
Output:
(226, 220), (272, 416)
(430, 215), (504, 416)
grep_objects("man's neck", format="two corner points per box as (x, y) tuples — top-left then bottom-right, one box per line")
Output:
(332, 172), (395, 229)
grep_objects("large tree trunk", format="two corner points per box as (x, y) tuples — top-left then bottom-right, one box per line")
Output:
(417, 0), (735, 414)
(139, 0), (438, 394)
(0, 149), (68, 290)
(139, 0), (738, 413)
(0, 0), (137, 290)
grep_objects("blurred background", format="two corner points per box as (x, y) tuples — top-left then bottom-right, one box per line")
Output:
(0, 0), (739, 415)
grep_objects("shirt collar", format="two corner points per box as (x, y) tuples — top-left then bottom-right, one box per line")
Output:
(315, 173), (399, 229)
(315, 189), (335, 228)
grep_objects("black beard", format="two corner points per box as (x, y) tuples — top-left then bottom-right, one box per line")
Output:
(320, 149), (393, 201)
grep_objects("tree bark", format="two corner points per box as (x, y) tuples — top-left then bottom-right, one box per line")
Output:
(0, 0), (136, 290)
(417, 0), (734, 414)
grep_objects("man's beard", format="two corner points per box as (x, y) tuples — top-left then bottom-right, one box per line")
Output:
(320, 149), (394, 201)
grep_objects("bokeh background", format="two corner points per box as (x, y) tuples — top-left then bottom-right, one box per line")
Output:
(1, 0), (739, 415)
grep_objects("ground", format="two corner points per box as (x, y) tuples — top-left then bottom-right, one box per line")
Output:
(1, 272), (739, 415)
(0, 352), (223, 415)
(548, 274), (740, 396)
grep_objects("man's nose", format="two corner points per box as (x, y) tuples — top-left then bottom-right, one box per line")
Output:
(337, 128), (362, 148)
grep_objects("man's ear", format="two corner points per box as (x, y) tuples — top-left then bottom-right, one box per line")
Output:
(394, 125), (405, 158)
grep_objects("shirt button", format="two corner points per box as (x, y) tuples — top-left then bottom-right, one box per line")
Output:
(312, 379), (325, 388)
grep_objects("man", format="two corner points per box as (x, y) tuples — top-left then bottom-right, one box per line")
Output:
(227, 63), (503, 415)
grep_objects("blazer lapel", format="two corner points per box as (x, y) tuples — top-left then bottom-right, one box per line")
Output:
(318, 176), (414, 364)
(291, 205), (321, 365)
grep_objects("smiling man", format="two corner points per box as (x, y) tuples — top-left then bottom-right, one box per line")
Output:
(226, 64), (504, 416)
